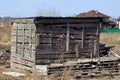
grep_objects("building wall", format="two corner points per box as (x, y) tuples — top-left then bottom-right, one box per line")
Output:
(11, 19), (36, 72)
(118, 21), (120, 29)
(34, 17), (101, 64)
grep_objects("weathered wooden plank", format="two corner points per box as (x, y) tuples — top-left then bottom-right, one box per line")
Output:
(39, 37), (51, 43)
(37, 29), (83, 34)
(11, 36), (17, 42)
(11, 42), (17, 57)
(12, 29), (35, 37)
(81, 23), (85, 48)
(23, 43), (35, 50)
(36, 55), (77, 60)
(12, 19), (34, 23)
(22, 24), (36, 29)
(11, 30), (17, 35)
(13, 62), (33, 71)
(51, 23), (99, 28)
(11, 46), (16, 52)
(38, 37), (97, 42)
(66, 23), (70, 52)
(25, 32), (36, 37)
(16, 23), (35, 29)
(12, 23), (18, 29)
(35, 17), (101, 24)
(36, 65), (48, 75)
(15, 37), (35, 42)
(12, 56), (35, 66)
(18, 30), (24, 35)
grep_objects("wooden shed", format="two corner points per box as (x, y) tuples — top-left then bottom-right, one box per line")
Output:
(10, 17), (102, 73)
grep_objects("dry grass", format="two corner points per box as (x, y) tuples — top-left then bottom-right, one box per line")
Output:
(0, 27), (11, 51)
(100, 33), (120, 46)
(80, 76), (120, 80)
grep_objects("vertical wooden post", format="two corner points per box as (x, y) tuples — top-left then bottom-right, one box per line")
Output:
(97, 40), (100, 58)
(94, 40), (97, 58)
(29, 24), (32, 57)
(50, 26), (53, 49)
(11, 23), (18, 69)
(81, 23), (84, 48)
(100, 22), (102, 28)
(75, 44), (79, 58)
(22, 24), (25, 57)
(97, 24), (100, 58)
(99, 22), (101, 59)
(93, 25), (99, 58)
(31, 23), (36, 73)
(16, 23), (18, 55)
(90, 52), (93, 59)
(66, 23), (70, 52)
(36, 33), (40, 49)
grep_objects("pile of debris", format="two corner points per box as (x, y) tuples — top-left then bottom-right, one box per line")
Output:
(99, 43), (115, 57)
(0, 50), (10, 65)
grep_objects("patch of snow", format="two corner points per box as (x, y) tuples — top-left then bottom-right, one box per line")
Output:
(3, 72), (25, 77)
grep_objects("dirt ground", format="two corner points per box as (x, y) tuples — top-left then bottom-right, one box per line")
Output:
(0, 32), (120, 80)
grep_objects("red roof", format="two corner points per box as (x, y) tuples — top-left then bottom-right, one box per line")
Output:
(76, 10), (110, 18)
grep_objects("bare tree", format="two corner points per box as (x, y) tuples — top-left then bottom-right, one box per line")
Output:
(36, 8), (61, 17)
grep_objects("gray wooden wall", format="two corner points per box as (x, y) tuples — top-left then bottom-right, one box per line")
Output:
(35, 17), (101, 64)
(11, 19), (36, 71)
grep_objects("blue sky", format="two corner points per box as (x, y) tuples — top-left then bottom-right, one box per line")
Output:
(0, 0), (120, 18)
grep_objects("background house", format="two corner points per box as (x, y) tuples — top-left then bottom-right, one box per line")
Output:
(76, 10), (116, 28)
(117, 17), (120, 29)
